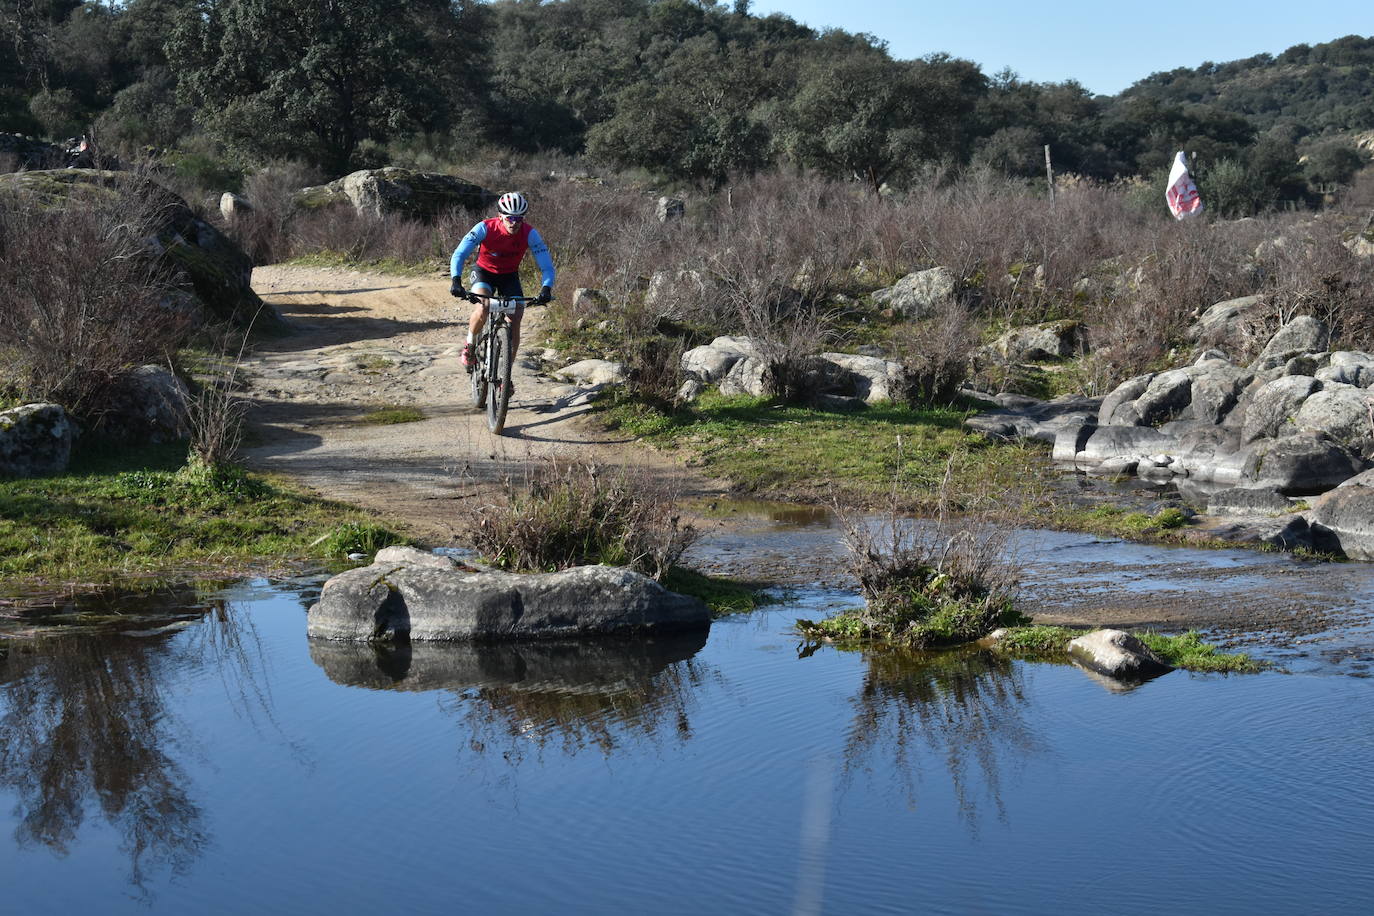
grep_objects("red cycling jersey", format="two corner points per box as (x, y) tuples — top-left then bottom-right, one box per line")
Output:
(475, 218), (533, 274)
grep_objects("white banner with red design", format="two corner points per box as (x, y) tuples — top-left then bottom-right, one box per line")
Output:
(1166, 151), (1204, 220)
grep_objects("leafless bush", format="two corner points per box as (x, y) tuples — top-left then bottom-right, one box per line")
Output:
(889, 300), (981, 405)
(0, 182), (190, 421)
(464, 459), (700, 580)
(224, 160), (324, 265)
(1256, 216), (1374, 350)
(696, 174), (861, 399)
(182, 328), (254, 469)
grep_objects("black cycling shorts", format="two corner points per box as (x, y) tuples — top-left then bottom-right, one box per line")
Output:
(469, 267), (524, 298)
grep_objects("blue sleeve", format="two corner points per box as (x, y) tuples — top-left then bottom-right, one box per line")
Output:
(527, 227), (556, 288)
(450, 222), (487, 277)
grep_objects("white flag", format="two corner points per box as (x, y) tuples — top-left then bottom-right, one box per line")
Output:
(1166, 151), (1204, 220)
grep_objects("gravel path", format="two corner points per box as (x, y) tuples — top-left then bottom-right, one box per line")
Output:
(237, 264), (721, 544)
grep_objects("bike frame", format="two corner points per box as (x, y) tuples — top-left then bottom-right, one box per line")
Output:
(469, 294), (534, 434)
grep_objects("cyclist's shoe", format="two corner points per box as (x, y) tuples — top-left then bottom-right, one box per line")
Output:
(460, 343), (475, 370)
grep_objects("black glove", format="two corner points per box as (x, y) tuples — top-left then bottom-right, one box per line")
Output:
(449, 276), (466, 299)
(535, 285), (553, 305)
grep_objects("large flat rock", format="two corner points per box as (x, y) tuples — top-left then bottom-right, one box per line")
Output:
(307, 555), (710, 641)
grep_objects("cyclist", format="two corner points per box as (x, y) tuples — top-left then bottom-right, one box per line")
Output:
(449, 191), (555, 371)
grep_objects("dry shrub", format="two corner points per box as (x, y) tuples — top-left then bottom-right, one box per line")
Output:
(1256, 216), (1374, 350)
(694, 174), (861, 400)
(889, 300), (980, 405)
(464, 459), (700, 579)
(225, 160), (324, 264)
(0, 182), (190, 422)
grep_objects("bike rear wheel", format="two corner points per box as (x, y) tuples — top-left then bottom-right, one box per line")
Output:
(469, 331), (487, 408)
(486, 324), (512, 433)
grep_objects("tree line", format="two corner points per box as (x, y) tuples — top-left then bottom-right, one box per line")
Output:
(2, 1), (1369, 207)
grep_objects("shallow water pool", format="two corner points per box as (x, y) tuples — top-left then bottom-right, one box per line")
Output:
(2, 573), (1372, 914)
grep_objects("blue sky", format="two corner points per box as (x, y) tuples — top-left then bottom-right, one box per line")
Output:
(751, 1), (1372, 96)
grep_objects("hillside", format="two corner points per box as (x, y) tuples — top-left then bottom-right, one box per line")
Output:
(1118, 34), (1374, 135)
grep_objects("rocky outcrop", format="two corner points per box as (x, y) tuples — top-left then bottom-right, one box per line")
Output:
(4, 169), (270, 330)
(964, 393), (1100, 444)
(297, 168), (495, 220)
(0, 403), (75, 478)
(1067, 629), (1174, 682)
(972, 309), (1374, 557)
(676, 337), (907, 405)
(307, 546), (710, 642)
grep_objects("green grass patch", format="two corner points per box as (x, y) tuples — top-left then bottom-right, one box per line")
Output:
(285, 251), (434, 276)
(990, 625), (1262, 672)
(1058, 504), (1197, 540)
(359, 406), (425, 425)
(660, 566), (773, 616)
(1135, 630), (1263, 673)
(598, 390), (1052, 510)
(0, 439), (409, 587)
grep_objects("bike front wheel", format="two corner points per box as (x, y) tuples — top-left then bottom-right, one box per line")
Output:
(486, 324), (512, 434)
(469, 334), (487, 408)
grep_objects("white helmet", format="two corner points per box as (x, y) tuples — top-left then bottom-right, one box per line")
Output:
(496, 191), (528, 217)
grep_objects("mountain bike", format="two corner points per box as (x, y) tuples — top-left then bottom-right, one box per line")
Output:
(466, 294), (535, 434)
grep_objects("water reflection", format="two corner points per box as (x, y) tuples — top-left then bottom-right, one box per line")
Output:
(840, 647), (1040, 823)
(310, 631), (712, 761)
(0, 596), (278, 896)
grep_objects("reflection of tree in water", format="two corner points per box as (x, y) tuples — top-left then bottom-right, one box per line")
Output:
(310, 631), (715, 766)
(840, 647), (1040, 823)
(0, 595), (278, 895)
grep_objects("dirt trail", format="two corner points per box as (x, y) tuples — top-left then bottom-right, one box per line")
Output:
(237, 264), (722, 544)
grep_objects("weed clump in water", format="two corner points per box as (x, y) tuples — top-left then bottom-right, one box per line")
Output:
(797, 452), (1028, 649)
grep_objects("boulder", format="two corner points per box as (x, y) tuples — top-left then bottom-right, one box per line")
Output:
(681, 342), (749, 384)
(219, 191), (252, 221)
(1133, 368), (1195, 427)
(572, 288), (609, 311)
(1188, 294), (1265, 352)
(99, 365), (192, 442)
(1315, 351), (1374, 388)
(305, 168), (494, 220)
(817, 353), (907, 404)
(1293, 385), (1374, 454)
(553, 359), (628, 387)
(1310, 472), (1374, 559)
(645, 268), (716, 312)
(989, 320), (1087, 361)
(656, 196), (685, 222)
(1204, 515), (1316, 551)
(308, 560), (710, 642)
(0, 403), (75, 478)
(1252, 316), (1331, 369)
(1099, 373), (1156, 426)
(1189, 359), (1253, 425)
(3, 169), (269, 329)
(870, 267), (956, 318)
(1235, 432), (1367, 494)
(967, 395), (1100, 445)
(1239, 375), (1322, 443)
(717, 356), (768, 398)
(1067, 629), (1174, 682)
